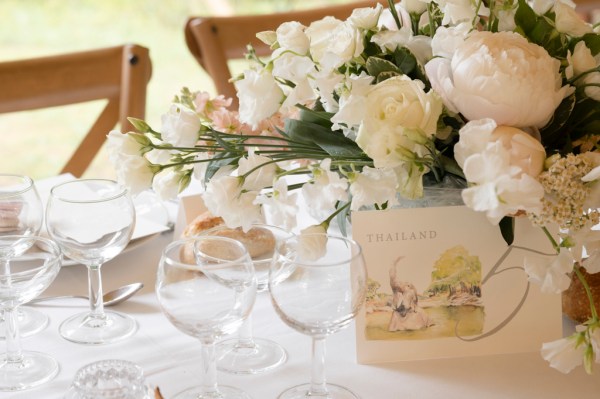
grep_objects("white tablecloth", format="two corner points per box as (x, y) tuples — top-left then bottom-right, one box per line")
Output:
(6, 231), (600, 399)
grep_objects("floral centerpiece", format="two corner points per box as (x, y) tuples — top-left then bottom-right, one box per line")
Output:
(108, 0), (600, 373)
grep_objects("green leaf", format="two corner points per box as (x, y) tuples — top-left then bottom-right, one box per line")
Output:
(499, 216), (515, 246)
(392, 47), (417, 75)
(365, 57), (402, 78)
(204, 152), (240, 182)
(296, 104), (335, 129)
(539, 93), (575, 150)
(284, 119), (366, 158)
(376, 70), (401, 83)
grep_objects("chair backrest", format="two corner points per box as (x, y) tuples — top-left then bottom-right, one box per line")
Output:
(0, 44), (152, 177)
(185, 1), (386, 108)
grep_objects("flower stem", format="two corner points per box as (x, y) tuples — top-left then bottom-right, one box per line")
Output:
(574, 264), (599, 321)
(541, 226), (560, 253)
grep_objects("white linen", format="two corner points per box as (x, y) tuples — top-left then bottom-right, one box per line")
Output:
(6, 231), (600, 399)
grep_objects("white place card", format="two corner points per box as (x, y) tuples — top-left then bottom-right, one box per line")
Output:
(352, 206), (562, 364)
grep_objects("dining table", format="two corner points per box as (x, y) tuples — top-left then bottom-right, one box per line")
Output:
(5, 216), (600, 399)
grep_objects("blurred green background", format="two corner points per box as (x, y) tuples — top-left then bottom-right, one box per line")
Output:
(0, 0), (351, 180)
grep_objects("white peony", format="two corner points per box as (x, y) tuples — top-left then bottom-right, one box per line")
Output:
(160, 104), (200, 147)
(425, 31), (572, 128)
(236, 69), (284, 128)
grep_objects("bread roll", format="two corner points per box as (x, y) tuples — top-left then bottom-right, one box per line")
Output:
(179, 211), (276, 263)
(207, 227), (275, 259)
(180, 211), (224, 264)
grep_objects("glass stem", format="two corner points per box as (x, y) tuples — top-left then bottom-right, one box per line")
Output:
(200, 340), (219, 394)
(309, 336), (328, 395)
(236, 313), (255, 349)
(4, 307), (23, 363)
(87, 262), (105, 317)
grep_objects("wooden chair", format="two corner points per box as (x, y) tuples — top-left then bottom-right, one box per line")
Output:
(185, 1), (386, 108)
(0, 44), (152, 177)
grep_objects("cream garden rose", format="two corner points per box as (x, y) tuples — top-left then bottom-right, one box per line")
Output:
(425, 30), (572, 128)
(356, 76), (443, 169)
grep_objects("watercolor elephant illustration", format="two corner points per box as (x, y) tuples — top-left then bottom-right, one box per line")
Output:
(388, 262), (431, 332)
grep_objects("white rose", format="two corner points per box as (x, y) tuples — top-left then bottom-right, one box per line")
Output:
(160, 104), (200, 147)
(356, 76), (443, 169)
(307, 19), (364, 71)
(236, 69), (284, 129)
(276, 21), (309, 54)
(554, 1), (592, 37)
(426, 31), (572, 128)
(348, 4), (383, 29)
(237, 152), (277, 191)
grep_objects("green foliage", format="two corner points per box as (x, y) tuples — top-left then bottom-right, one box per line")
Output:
(429, 246), (482, 290)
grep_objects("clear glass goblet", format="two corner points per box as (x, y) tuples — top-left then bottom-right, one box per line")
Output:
(0, 174), (47, 339)
(201, 223), (291, 374)
(46, 179), (136, 345)
(0, 235), (62, 391)
(269, 234), (367, 399)
(156, 237), (257, 399)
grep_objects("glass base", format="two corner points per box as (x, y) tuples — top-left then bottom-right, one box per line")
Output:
(173, 385), (252, 399)
(216, 337), (287, 374)
(278, 383), (360, 399)
(59, 310), (137, 345)
(0, 351), (59, 391)
(0, 307), (48, 339)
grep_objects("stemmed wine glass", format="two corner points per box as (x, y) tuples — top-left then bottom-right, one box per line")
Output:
(0, 174), (47, 339)
(201, 223), (291, 374)
(0, 235), (62, 391)
(156, 237), (257, 399)
(46, 179), (136, 345)
(269, 234), (367, 399)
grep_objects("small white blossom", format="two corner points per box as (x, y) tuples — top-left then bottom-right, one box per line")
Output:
(237, 151), (277, 191)
(255, 179), (298, 230)
(298, 224), (328, 261)
(541, 334), (586, 374)
(524, 248), (574, 294)
(302, 159), (349, 215)
(152, 169), (182, 201)
(203, 176), (262, 231)
(349, 167), (398, 211)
